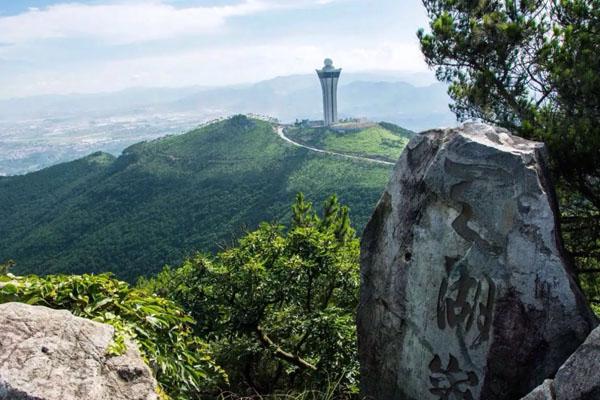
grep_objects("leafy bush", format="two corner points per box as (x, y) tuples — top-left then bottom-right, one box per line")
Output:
(0, 273), (226, 400)
(140, 194), (361, 397)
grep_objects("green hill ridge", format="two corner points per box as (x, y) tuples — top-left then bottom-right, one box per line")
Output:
(0, 116), (409, 281)
(285, 121), (413, 162)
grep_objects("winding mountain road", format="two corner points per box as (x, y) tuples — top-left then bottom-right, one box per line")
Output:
(274, 126), (395, 166)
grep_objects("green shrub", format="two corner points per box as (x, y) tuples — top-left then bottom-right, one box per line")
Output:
(0, 273), (226, 399)
(140, 194), (361, 397)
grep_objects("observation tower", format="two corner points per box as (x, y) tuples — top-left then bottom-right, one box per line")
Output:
(316, 58), (342, 126)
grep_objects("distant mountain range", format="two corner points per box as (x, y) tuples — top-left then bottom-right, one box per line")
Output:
(0, 71), (454, 129)
(162, 75), (454, 129)
(0, 71), (455, 176)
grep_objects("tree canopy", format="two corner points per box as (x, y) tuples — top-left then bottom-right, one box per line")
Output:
(140, 194), (361, 397)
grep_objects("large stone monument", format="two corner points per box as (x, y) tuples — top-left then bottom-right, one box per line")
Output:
(316, 58), (341, 126)
(357, 123), (597, 400)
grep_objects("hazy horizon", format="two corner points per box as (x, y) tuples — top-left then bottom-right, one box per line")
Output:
(0, 68), (438, 101)
(0, 70), (454, 176)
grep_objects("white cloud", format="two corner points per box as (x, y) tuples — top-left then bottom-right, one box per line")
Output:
(0, 0), (341, 45)
(0, 40), (428, 97)
(0, 0), (430, 98)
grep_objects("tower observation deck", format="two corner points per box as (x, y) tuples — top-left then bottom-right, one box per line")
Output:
(316, 58), (342, 126)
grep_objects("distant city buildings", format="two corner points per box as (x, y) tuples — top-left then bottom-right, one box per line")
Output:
(316, 59), (342, 126)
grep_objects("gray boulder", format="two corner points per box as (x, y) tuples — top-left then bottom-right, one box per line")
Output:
(521, 325), (600, 400)
(520, 380), (554, 400)
(357, 123), (597, 400)
(0, 302), (158, 400)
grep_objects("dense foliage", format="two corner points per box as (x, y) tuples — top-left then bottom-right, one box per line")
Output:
(418, 0), (600, 304)
(0, 116), (399, 281)
(0, 272), (226, 399)
(140, 194), (361, 397)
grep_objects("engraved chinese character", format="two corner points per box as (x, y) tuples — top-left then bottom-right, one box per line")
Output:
(429, 354), (479, 400)
(436, 267), (495, 347)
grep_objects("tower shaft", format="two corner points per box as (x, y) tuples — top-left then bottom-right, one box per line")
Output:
(316, 60), (341, 126)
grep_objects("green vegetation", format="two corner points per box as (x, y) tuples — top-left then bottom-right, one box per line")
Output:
(0, 195), (362, 399)
(285, 122), (413, 163)
(0, 192), (596, 399)
(139, 194), (360, 397)
(0, 272), (226, 400)
(0, 116), (399, 282)
(418, 0), (600, 305)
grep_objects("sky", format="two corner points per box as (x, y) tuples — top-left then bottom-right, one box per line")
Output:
(0, 0), (432, 99)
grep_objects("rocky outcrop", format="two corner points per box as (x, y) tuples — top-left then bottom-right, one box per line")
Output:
(0, 302), (158, 400)
(357, 123), (597, 400)
(520, 325), (600, 400)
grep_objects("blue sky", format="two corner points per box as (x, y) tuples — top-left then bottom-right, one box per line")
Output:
(0, 0), (432, 99)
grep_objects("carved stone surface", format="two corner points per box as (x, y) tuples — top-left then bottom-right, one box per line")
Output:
(357, 123), (597, 400)
(521, 325), (600, 400)
(0, 302), (157, 400)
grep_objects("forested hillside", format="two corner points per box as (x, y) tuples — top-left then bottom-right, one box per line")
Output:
(0, 116), (405, 281)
